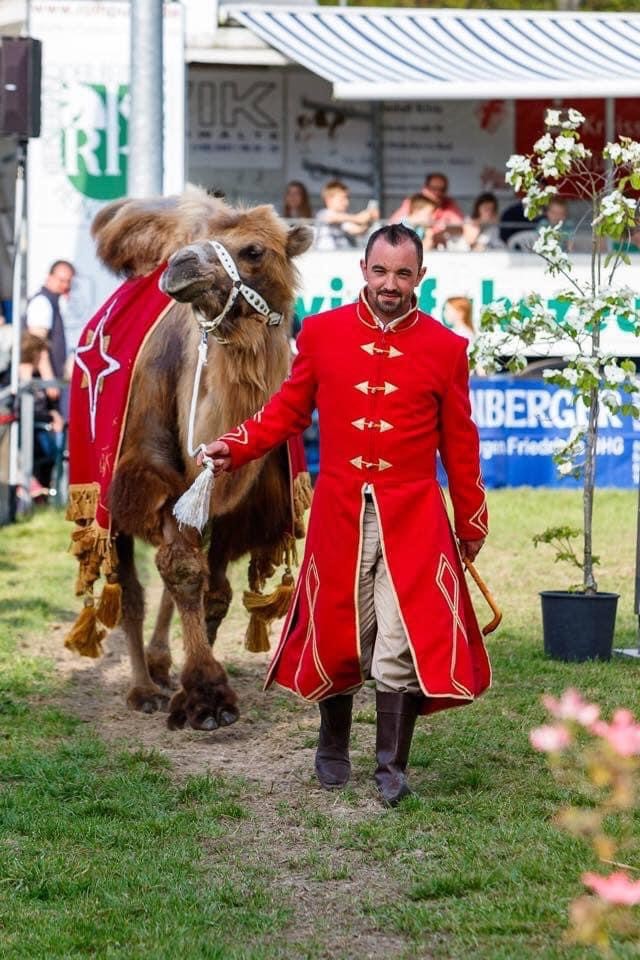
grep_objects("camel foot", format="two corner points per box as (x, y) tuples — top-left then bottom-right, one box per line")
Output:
(166, 664), (240, 731)
(127, 683), (171, 714)
(146, 652), (179, 691)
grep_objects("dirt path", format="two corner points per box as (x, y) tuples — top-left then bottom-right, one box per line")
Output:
(40, 603), (430, 960)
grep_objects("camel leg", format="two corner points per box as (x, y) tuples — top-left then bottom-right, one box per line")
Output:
(204, 551), (233, 647)
(116, 533), (171, 713)
(156, 516), (239, 732)
(145, 585), (178, 689)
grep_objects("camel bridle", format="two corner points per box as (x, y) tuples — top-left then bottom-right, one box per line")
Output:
(184, 239), (284, 465)
(192, 239), (283, 340)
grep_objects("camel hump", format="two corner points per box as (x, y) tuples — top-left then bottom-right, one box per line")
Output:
(91, 186), (232, 278)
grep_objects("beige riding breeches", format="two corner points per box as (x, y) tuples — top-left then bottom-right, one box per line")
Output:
(358, 501), (421, 694)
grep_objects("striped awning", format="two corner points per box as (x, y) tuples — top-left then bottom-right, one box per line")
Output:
(225, 6), (640, 101)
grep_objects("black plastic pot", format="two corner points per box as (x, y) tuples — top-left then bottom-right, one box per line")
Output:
(540, 590), (619, 663)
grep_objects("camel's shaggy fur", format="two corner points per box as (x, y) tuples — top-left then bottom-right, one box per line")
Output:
(88, 187), (313, 730)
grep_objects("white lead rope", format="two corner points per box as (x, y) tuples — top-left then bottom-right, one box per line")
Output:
(172, 239), (284, 532)
(173, 331), (215, 533)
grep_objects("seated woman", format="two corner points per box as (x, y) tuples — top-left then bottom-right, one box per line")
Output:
(282, 180), (313, 220)
(464, 193), (504, 251)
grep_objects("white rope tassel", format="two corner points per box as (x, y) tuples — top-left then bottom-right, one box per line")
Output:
(173, 450), (215, 533)
(173, 335), (215, 532)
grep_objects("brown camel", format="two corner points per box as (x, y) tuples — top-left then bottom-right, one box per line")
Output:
(67, 188), (313, 731)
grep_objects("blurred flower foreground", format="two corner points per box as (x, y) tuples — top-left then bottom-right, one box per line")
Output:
(531, 689), (640, 953)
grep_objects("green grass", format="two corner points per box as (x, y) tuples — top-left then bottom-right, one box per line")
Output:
(1, 492), (640, 958)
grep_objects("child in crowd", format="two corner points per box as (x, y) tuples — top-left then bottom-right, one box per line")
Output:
(405, 194), (438, 249)
(314, 180), (378, 251)
(443, 296), (475, 341)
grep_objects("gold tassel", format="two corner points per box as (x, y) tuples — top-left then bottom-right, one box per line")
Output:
(293, 471), (313, 538)
(242, 569), (295, 652)
(65, 483), (100, 522)
(95, 579), (122, 629)
(64, 601), (106, 659)
(244, 614), (271, 653)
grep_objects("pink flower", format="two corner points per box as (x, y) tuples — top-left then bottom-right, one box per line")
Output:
(582, 871), (640, 905)
(542, 688), (600, 726)
(591, 709), (640, 757)
(530, 723), (572, 753)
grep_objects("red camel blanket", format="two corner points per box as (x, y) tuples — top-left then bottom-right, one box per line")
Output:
(67, 264), (171, 534)
(64, 266), (312, 658)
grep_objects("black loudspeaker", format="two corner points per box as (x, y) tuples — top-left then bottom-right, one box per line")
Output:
(0, 37), (41, 139)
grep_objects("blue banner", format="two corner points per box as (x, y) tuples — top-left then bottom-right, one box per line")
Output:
(302, 377), (640, 488)
(471, 377), (640, 489)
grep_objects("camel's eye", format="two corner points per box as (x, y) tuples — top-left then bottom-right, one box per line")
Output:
(240, 244), (265, 262)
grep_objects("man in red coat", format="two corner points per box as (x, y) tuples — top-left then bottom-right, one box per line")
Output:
(202, 224), (490, 806)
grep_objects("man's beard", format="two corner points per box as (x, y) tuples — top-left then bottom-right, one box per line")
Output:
(373, 290), (406, 316)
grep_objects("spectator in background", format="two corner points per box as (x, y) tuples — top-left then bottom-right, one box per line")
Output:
(443, 296), (475, 341)
(464, 192), (504, 251)
(404, 193), (438, 249)
(19, 330), (65, 498)
(26, 260), (76, 384)
(389, 172), (464, 239)
(283, 180), (313, 220)
(499, 197), (542, 245)
(314, 180), (378, 251)
(539, 197), (574, 251)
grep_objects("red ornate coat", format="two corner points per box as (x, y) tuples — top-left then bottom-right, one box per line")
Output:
(221, 295), (491, 715)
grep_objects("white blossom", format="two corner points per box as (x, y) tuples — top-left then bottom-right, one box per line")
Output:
(545, 109), (562, 128)
(505, 154), (533, 192)
(603, 364), (627, 386)
(564, 109), (586, 129)
(595, 191), (637, 226)
(534, 133), (553, 154)
(522, 183), (557, 217)
(540, 154), (560, 179)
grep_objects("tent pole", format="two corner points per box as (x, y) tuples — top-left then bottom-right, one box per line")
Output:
(371, 101), (384, 215)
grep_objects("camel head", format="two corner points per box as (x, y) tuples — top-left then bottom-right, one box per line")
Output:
(160, 203), (312, 343)
(91, 188), (313, 345)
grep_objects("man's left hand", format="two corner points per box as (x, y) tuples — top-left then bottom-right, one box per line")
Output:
(458, 538), (485, 564)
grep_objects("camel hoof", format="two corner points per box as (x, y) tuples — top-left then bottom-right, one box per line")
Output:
(220, 709), (239, 727)
(127, 684), (170, 714)
(168, 666), (240, 733)
(199, 716), (218, 731)
(167, 689), (187, 729)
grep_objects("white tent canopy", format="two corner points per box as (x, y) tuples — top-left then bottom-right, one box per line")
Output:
(225, 5), (640, 101)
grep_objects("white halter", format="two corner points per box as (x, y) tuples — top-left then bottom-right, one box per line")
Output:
(192, 239), (283, 340)
(185, 239), (284, 459)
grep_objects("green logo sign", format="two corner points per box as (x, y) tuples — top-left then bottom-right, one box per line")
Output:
(61, 83), (129, 200)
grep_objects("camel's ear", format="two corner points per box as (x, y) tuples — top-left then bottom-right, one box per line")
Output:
(286, 224), (314, 258)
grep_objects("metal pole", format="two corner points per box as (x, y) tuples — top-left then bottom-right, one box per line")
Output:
(371, 102), (384, 215)
(8, 140), (26, 489)
(129, 0), (164, 197)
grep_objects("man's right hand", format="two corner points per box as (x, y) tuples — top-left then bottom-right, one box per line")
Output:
(198, 439), (231, 475)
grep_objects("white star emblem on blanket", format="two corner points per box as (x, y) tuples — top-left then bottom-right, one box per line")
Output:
(74, 299), (121, 441)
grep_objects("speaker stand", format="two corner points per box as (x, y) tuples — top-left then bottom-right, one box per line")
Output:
(8, 138), (27, 503)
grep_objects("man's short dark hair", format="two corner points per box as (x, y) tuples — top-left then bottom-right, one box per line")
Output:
(49, 260), (75, 275)
(364, 223), (424, 271)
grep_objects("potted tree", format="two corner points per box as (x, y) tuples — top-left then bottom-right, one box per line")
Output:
(472, 107), (640, 662)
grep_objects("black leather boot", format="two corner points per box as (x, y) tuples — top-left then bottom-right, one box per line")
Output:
(374, 691), (422, 807)
(314, 694), (353, 789)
